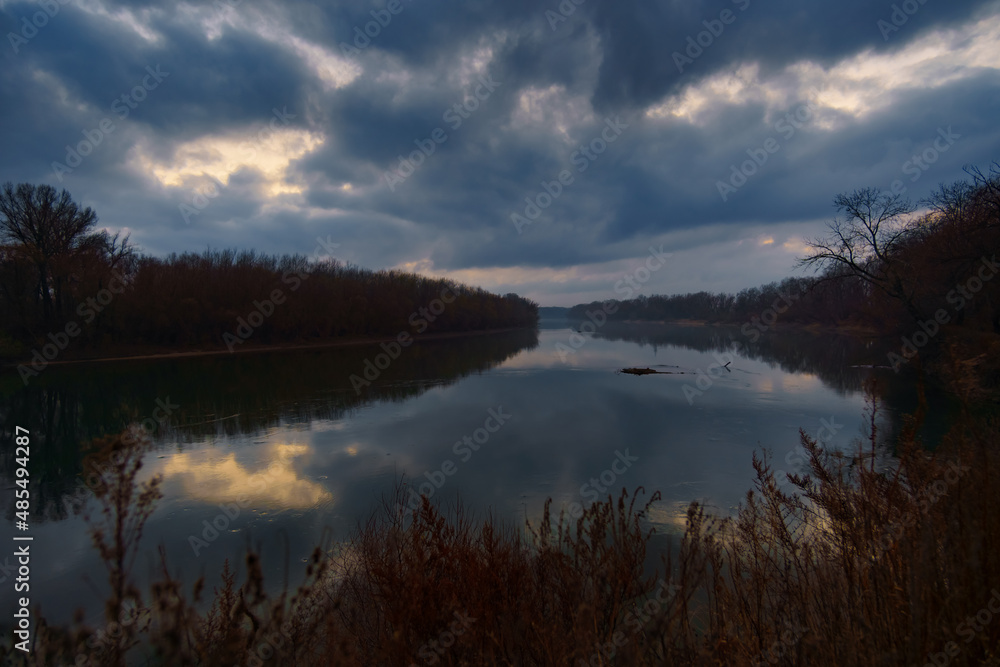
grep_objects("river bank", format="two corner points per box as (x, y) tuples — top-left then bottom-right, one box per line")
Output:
(1, 327), (529, 370)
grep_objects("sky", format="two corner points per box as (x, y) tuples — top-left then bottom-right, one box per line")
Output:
(1, 0), (998, 307)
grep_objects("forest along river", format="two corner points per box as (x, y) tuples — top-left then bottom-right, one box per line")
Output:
(1, 322), (937, 627)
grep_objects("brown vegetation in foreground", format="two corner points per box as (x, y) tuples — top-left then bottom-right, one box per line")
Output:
(4, 384), (999, 666)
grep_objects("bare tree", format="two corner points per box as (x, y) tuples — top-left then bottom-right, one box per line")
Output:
(965, 161), (1000, 228)
(923, 180), (977, 223)
(921, 163), (1000, 252)
(83, 229), (137, 274)
(0, 182), (98, 323)
(798, 187), (923, 319)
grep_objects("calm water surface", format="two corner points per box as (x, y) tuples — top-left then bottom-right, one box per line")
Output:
(1, 323), (941, 627)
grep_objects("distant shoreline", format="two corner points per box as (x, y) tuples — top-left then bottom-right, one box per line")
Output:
(2, 327), (530, 369)
(564, 316), (880, 337)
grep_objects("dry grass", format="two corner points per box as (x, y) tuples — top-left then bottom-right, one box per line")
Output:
(4, 382), (999, 666)
(615, 380), (1000, 666)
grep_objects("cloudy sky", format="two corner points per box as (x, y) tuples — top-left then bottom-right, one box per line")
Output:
(2, 0), (998, 306)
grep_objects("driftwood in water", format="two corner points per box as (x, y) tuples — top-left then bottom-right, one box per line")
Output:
(619, 367), (678, 375)
(619, 363), (725, 376)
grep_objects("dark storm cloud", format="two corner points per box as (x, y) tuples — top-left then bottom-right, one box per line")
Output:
(1, 1), (312, 155)
(588, 0), (994, 111)
(1, 0), (998, 302)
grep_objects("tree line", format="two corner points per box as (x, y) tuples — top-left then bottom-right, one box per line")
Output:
(0, 182), (538, 358)
(570, 163), (1000, 339)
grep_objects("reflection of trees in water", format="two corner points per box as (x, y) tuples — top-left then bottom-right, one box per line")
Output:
(589, 322), (879, 394)
(585, 321), (958, 450)
(0, 329), (539, 522)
